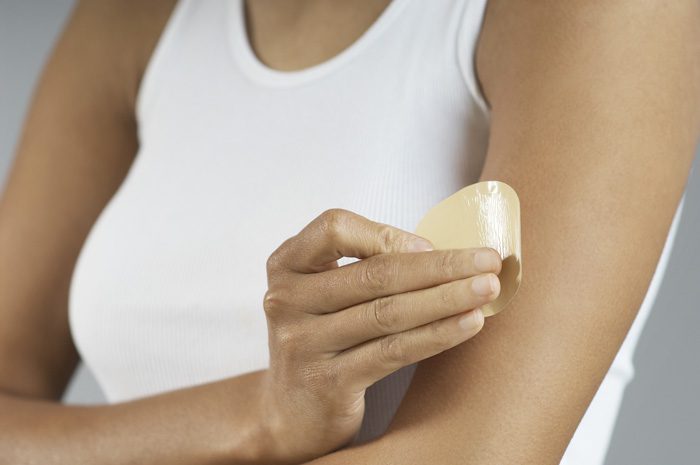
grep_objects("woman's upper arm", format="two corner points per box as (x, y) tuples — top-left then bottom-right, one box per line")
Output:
(307, 0), (700, 463)
(0, 0), (173, 400)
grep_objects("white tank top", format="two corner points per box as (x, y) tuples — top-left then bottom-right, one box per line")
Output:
(68, 0), (685, 461)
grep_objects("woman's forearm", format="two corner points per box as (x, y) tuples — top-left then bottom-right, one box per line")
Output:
(0, 369), (275, 465)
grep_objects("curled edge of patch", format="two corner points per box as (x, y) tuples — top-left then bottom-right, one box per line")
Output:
(415, 181), (522, 317)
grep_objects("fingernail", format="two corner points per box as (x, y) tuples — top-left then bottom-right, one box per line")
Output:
(459, 308), (484, 330)
(474, 249), (499, 272)
(407, 238), (433, 252)
(472, 274), (497, 296)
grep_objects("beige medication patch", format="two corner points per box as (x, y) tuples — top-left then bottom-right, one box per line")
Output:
(415, 181), (522, 317)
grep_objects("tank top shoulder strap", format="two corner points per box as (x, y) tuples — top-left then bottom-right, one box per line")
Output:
(135, 0), (218, 131)
(457, 0), (490, 119)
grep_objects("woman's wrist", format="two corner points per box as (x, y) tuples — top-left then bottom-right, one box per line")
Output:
(248, 370), (300, 465)
(216, 369), (294, 465)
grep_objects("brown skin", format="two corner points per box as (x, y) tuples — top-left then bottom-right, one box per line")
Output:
(305, 0), (700, 464)
(260, 209), (498, 463)
(244, 0), (392, 71)
(0, 1), (499, 463)
(1, 0), (699, 464)
(0, 1), (273, 463)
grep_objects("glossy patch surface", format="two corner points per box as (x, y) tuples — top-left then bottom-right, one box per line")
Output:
(416, 181), (522, 317)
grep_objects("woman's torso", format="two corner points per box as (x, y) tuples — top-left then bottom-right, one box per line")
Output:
(68, 0), (682, 459)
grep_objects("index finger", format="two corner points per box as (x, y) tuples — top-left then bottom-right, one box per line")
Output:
(271, 208), (433, 273)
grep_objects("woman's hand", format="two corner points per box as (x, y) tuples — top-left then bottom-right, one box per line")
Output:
(259, 208), (502, 463)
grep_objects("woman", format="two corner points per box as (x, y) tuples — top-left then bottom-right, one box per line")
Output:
(0, 0), (698, 463)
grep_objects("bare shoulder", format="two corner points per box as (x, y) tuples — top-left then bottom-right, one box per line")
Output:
(0, 0), (177, 400)
(476, 0), (700, 121)
(474, 0), (700, 203)
(64, 0), (178, 112)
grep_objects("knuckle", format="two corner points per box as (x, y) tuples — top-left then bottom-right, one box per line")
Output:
(370, 296), (399, 333)
(376, 224), (397, 252)
(262, 289), (286, 320)
(318, 208), (348, 240)
(410, 325), (451, 359)
(428, 323), (455, 352)
(378, 333), (406, 366)
(438, 284), (458, 309)
(361, 256), (396, 292)
(271, 323), (301, 351)
(437, 250), (461, 276)
(266, 249), (284, 274)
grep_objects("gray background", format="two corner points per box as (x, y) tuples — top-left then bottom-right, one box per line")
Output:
(0, 2), (698, 463)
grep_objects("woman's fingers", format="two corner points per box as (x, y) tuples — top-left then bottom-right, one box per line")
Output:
(268, 208), (433, 274)
(266, 208), (502, 316)
(315, 273), (500, 351)
(291, 247), (502, 314)
(332, 308), (486, 392)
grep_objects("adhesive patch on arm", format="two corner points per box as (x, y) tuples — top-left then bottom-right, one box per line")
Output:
(415, 181), (522, 317)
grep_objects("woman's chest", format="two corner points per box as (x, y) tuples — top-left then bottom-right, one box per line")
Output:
(68, 67), (487, 401)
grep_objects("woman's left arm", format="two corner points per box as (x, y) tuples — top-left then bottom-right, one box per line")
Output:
(307, 0), (700, 463)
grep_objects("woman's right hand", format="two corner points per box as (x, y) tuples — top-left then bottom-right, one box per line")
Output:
(259, 208), (501, 464)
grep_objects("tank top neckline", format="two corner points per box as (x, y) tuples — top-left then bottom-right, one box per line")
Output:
(227, 0), (411, 87)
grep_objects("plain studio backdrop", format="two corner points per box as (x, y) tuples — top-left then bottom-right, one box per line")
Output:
(1, 2), (698, 463)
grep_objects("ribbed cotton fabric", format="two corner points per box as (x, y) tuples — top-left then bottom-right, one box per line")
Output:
(68, 0), (685, 460)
